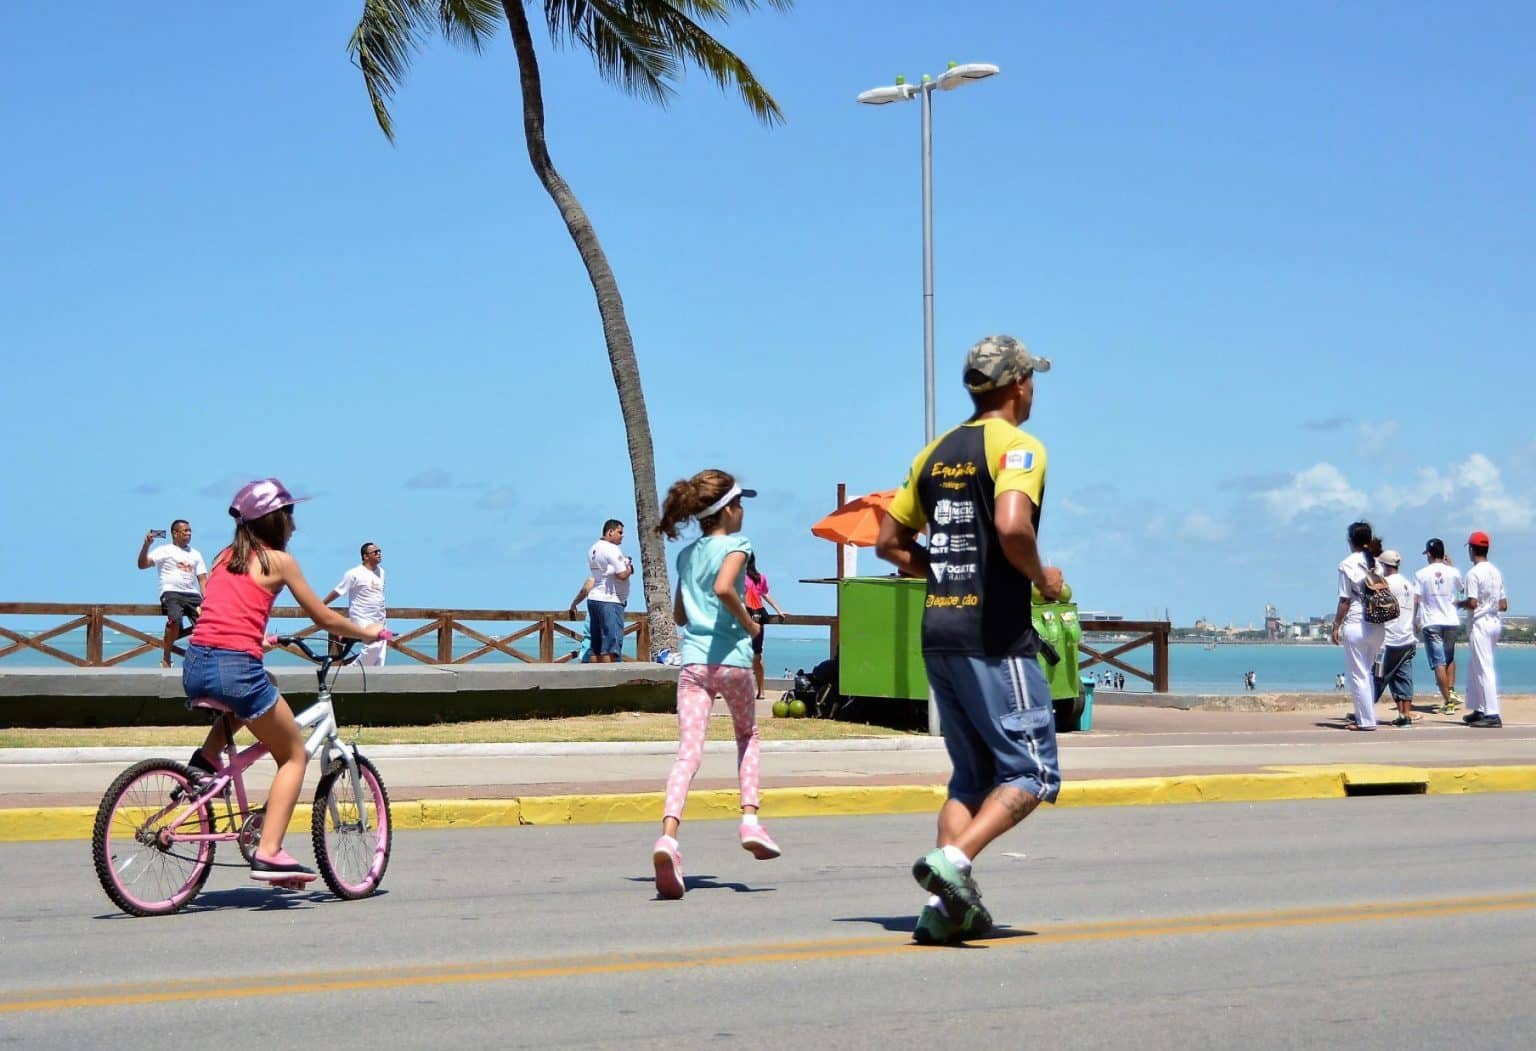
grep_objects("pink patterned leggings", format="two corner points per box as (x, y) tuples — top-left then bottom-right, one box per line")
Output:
(663, 664), (760, 822)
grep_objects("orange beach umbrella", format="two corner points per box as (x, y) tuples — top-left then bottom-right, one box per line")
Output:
(810, 489), (897, 548)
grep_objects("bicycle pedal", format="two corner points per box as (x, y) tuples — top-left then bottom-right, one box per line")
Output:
(269, 877), (311, 892)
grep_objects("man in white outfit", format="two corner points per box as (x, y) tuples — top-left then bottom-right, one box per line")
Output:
(323, 542), (388, 666)
(1414, 538), (1463, 714)
(1458, 530), (1507, 729)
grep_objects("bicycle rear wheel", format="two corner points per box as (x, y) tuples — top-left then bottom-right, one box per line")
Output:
(92, 760), (216, 917)
(311, 752), (391, 899)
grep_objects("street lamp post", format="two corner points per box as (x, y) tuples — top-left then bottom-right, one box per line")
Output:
(858, 63), (1000, 444)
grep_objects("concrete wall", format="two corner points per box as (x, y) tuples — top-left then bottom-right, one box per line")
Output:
(0, 665), (680, 728)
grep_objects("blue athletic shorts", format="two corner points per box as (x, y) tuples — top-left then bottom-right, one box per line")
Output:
(924, 653), (1061, 806)
(1421, 626), (1458, 669)
(587, 599), (626, 657)
(181, 644), (281, 722)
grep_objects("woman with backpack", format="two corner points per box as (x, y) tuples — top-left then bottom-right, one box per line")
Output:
(1331, 520), (1388, 730)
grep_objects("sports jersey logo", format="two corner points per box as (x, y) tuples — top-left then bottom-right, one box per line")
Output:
(1002, 449), (1036, 472)
(932, 500), (975, 527)
(930, 532), (948, 551)
(929, 460), (978, 479)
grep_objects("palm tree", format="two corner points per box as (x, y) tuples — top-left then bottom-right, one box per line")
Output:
(349, 0), (790, 655)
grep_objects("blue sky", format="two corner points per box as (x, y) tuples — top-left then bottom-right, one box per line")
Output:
(2, 1), (1531, 628)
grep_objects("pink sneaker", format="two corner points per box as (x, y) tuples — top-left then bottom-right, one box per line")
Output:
(652, 837), (685, 899)
(250, 849), (317, 884)
(739, 823), (781, 860)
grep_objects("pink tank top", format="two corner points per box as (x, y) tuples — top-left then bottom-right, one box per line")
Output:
(189, 553), (278, 659)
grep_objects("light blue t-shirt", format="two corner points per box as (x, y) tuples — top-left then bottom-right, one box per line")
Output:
(676, 534), (755, 668)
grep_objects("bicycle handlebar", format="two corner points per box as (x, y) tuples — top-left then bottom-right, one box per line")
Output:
(269, 634), (360, 666)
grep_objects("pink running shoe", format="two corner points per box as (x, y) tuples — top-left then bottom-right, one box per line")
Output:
(739, 823), (781, 860)
(250, 849), (317, 884)
(652, 838), (685, 899)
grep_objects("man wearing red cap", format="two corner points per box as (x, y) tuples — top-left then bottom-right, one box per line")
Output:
(1457, 531), (1507, 728)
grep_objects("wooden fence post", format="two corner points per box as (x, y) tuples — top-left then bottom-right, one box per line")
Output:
(436, 615), (454, 664)
(1153, 624), (1170, 692)
(637, 616), (651, 662)
(86, 607), (104, 666)
(539, 616), (554, 662)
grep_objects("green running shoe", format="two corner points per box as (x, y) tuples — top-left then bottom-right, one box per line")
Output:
(912, 849), (992, 937)
(913, 904), (959, 945)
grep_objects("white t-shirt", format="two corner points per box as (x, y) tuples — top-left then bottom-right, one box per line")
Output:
(331, 566), (387, 624)
(1463, 561), (1505, 625)
(1414, 562), (1463, 628)
(1383, 572), (1417, 647)
(587, 539), (631, 605)
(1336, 551), (1370, 625)
(148, 544), (207, 596)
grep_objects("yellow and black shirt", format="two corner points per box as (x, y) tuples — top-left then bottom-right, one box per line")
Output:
(888, 417), (1048, 658)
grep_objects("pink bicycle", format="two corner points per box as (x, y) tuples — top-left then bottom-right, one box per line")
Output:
(91, 635), (393, 916)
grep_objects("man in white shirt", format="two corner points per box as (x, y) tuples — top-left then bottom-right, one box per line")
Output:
(323, 542), (388, 666)
(1457, 530), (1507, 729)
(1373, 551), (1418, 727)
(568, 519), (633, 663)
(136, 520), (208, 668)
(1414, 537), (1464, 714)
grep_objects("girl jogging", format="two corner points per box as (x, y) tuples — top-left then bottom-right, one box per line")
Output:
(650, 469), (780, 899)
(182, 479), (389, 883)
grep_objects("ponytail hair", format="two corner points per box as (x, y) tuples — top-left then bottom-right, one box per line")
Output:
(225, 506), (292, 576)
(1347, 520), (1382, 568)
(656, 469), (737, 540)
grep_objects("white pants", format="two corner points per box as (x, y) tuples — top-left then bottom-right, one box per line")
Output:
(354, 620), (387, 667)
(1343, 620), (1385, 727)
(1465, 617), (1501, 716)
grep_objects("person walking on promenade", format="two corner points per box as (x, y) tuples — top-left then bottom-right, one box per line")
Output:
(137, 520), (208, 668)
(650, 470), (777, 899)
(1373, 550), (1418, 727)
(744, 553), (786, 700)
(1458, 531), (1507, 729)
(1331, 521), (1387, 730)
(181, 479), (390, 884)
(1415, 537), (1464, 714)
(569, 520), (633, 663)
(323, 541), (388, 666)
(875, 334), (1063, 944)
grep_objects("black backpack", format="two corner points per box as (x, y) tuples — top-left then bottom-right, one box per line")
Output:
(1362, 563), (1400, 625)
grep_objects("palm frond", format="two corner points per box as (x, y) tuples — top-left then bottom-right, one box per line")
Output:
(349, 0), (506, 141)
(544, 1), (679, 109)
(437, 0), (502, 52)
(640, 1), (787, 125)
(541, 0), (789, 125)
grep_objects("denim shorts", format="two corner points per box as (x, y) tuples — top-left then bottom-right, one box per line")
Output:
(925, 653), (1061, 806)
(1374, 643), (1416, 702)
(181, 644), (281, 722)
(1421, 625), (1459, 669)
(587, 599), (626, 657)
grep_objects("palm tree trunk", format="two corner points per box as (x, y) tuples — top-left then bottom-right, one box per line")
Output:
(501, 0), (676, 657)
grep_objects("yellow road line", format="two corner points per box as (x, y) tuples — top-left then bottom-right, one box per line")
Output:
(4, 892), (1533, 1015)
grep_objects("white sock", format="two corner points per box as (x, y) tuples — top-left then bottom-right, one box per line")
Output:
(657, 834), (678, 851)
(927, 894), (948, 916)
(941, 845), (972, 872)
(741, 814), (760, 827)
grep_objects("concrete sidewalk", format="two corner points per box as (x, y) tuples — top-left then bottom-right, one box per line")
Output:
(4, 697), (1534, 841)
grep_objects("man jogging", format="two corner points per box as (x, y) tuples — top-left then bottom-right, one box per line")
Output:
(876, 333), (1063, 944)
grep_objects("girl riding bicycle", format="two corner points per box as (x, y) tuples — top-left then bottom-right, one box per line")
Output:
(650, 468), (779, 900)
(182, 478), (388, 884)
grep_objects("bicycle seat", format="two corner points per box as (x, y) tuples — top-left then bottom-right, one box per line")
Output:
(190, 697), (235, 714)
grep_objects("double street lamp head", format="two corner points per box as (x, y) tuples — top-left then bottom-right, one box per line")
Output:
(857, 62), (1000, 104)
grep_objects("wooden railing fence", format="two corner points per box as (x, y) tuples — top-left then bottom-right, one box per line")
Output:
(0, 604), (1169, 690)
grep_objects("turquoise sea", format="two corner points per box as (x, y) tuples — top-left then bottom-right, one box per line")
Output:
(6, 626), (1534, 696)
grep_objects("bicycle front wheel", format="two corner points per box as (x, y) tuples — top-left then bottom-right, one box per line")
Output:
(92, 760), (216, 917)
(311, 752), (392, 899)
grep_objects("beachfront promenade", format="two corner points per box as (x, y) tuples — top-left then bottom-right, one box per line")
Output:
(4, 695), (1532, 840)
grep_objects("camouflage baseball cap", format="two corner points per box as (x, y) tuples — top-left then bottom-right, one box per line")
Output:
(962, 334), (1052, 393)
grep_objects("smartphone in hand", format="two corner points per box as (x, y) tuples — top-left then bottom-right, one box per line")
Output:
(149, 529), (167, 539)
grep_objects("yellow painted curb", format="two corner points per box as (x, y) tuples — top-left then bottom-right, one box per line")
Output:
(3, 766), (1532, 843)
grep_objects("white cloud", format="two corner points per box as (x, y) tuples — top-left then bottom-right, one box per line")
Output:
(1179, 510), (1229, 542)
(1258, 463), (1368, 523)
(1373, 452), (1533, 531)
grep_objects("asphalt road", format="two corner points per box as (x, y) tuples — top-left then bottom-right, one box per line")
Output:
(4, 795), (1534, 1048)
